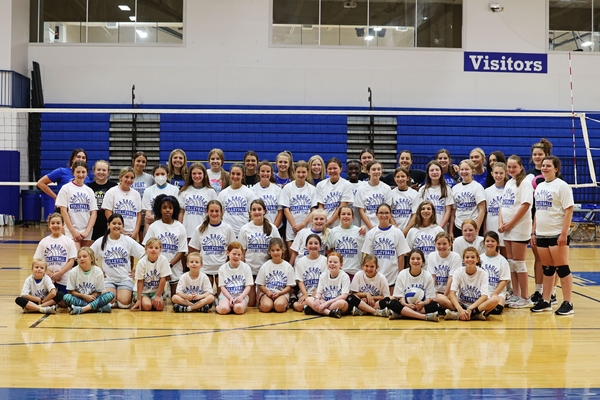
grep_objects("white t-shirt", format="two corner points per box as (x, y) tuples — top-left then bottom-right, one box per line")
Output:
(485, 184), (505, 245)
(294, 255), (327, 296)
(67, 265), (105, 294)
(418, 185), (455, 227)
(452, 181), (486, 229)
(479, 253), (511, 298)
(217, 185), (257, 236)
(143, 220), (188, 281)
(207, 169), (226, 193)
(349, 270), (390, 297)
(348, 180), (364, 227)
(238, 221), (281, 275)
(316, 177), (353, 227)
(34, 234), (77, 286)
(389, 187), (419, 231)
(354, 181), (392, 227)
(501, 178), (533, 241)
(251, 183), (282, 225)
(178, 186), (218, 238)
(55, 182), (98, 239)
(450, 267), (490, 306)
(132, 172), (154, 199)
(255, 260), (296, 293)
(134, 255), (172, 294)
(362, 225), (410, 284)
(316, 270), (351, 301)
(279, 180), (317, 241)
(176, 271), (214, 296)
(91, 234), (145, 283)
(142, 184), (179, 213)
(102, 186), (142, 235)
(290, 228), (327, 264)
(189, 222), (236, 275)
(218, 261), (254, 297)
(406, 225), (445, 261)
(452, 236), (484, 259)
(392, 268), (436, 300)
(534, 178), (574, 237)
(21, 274), (55, 298)
(427, 251), (462, 293)
(326, 225), (365, 275)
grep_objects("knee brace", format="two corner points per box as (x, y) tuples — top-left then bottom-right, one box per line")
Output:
(15, 297), (28, 308)
(424, 301), (439, 314)
(346, 294), (361, 308)
(543, 265), (557, 277)
(508, 259), (516, 273)
(379, 297), (391, 309)
(54, 291), (64, 304)
(557, 265), (571, 278)
(514, 260), (528, 274)
(387, 299), (405, 314)
(117, 300), (131, 309)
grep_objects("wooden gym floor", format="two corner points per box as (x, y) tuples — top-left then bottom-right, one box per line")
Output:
(1, 224), (599, 399)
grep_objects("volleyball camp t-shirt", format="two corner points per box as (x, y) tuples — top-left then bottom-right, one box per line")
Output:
(176, 271), (214, 296)
(418, 185), (455, 227)
(238, 221), (281, 275)
(189, 222), (236, 275)
(452, 181), (486, 229)
(55, 182), (98, 237)
(326, 225), (365, 276)
(251, 183), (282, 225)
(349, 270), (390, 297)
(21, 275), (55, 299)
(102, 186), (142, 235)
(316, 177), (353, 227)
(218, 262), (254, 297)
(134, 255), (172, 294)
(217, 185), (257, 236)
(390, 187), (419, 231)
(279, 181), (317, 241)
(178, 186), (218, 237)
(354, 181), (392, 227)
(34, 235), (77, 286)
(501, 179), (533, 241)
(392, 268), (436, 300)
(67, 265), (105, 295)
(362, 225), (410, 284)
(427, 251), (462, 293)
(450, 267), (490, 307)
(143, 220), (188, 281)
(485, 185), (505, 245)
(534, 178), (574, 237)
(316, 270), (351, 301)
(479, 253), (510, 298)
(255, 260), (295, 294)
(294, 255), (327, 296)
(90, 235), (145, 283)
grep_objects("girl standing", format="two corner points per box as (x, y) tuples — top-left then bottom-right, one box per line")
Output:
(63, 247), (115, 315)
(103, 167), (142, 240)
(418, 161), (454, 231)
(307, 155), (326, 186)
(303, 252), (350, 318)
(142, 164), (179, 230)
(530, 156), (574, 315)
(316, 158), (353, 228)
(292, 234), (327, 312)
(358, 149), (375, 181)
(189, 200), (236, 288)
(256, 238), (295, 313)
(355, 160), (392, 230)
(217, 163), (257, 237)
(216, 242), (254, 315)
(243, 151), (259, 187)
(131, 238), (171, 311)
(485, 162), (507, 256)
(143, 194), (188, 297)
(167, 149), (188, 187)
(470, 148), (487, 187)
(15, 259), (62, 314)
(451, 159), (487, 239)
(289, 209), (329, 266)
(384, 150), (425, 189)
(91, 214), (145, 309)
(485, 151), (506, 188)
(436, 149), (460, 188)
(427, 232), (462, 311)
(499, 155), (534, 308)
(479, 231), (510, 315)
(275, 151), (295, 187)
(55, 161), (98, 249)
(87, 160), (117, 241)
(406, 201), (444, 260)
(251, 161), (283, 226)
(362, 203), (410, 286)
(346, 255), (390, 317)
(34, 213), (77, 295)
(280, 160), (317, 248)
(207, 148), (230, 193)
(131, 151), (154, 200)
(389, 167), (419, 235)
(172, 252), (215, 313)
(177, 162), (218, 239)
(326, 205), (366, 278)
(452, 219), (484, 258)
(37, 148), (89, 200)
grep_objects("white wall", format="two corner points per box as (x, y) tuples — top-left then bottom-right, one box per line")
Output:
(11, 0), (29, 75)
(24, 0), (600, 111)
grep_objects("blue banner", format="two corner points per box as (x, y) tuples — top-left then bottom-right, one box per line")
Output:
(464, 52), (547, 73)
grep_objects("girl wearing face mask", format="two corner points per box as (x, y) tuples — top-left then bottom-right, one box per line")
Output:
(142, 164), (179, 232)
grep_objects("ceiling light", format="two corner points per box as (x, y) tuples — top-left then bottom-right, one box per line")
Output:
(581, 41), (593, 47)
(118, 5), (131, 11)
(136, 29), (147, 38)
(129, 16), (136, 21)
(364, 28), (375, 41)
(373, 26), (382, 31)
(396, 26), (409, 32)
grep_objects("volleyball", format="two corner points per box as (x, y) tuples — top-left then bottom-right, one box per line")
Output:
(405, 288), (426, 304)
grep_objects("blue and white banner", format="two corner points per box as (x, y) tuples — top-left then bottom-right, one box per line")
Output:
(464, 52), (547, 74)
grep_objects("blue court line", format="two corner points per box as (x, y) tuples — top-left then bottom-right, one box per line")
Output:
(0, 388), (598, 399)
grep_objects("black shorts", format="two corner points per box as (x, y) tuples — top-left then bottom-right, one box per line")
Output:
(536, 235), (571, 248)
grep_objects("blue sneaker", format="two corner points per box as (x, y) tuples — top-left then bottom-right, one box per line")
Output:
(70, 306), (83, 315)
(98, 304), (112, 313)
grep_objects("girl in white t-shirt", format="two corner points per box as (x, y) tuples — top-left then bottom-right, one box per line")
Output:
(172, 252), (215, 313)
(217, 163), (257, 237)
(91, 213), (145, 309)
(406, 200), (444, 261)
(452, 219), (484, 258)
(142, 164), (179, 232)
(252, 161), (283, 226)
(303, 252), (350, 318)
(56, 160), (98, 249)
(207, 148), (230, 193)
(34, 213), (77, 295)
(256, 238), (295, 313)
(15, 259), (61, 314)
(316, 157), (353, 227)
(281, 160), (316, 246)
(451, 159), (486, 239)
(355, 160), (392, 230)
(427, 232), (462, 311)
(178, 162), (218, 239)
(131, 238), (171, 312)
(292, 234), (327, 312)
(418, 161), (454, 231)
(479, 231), (510, 315)
(103, 167), (142, 239)
(346, 255), (390, 317)
(389, 167), (419, 235)
(485, 162), (507, 256)
(326, 205), (366, 278)
(290, 209), (329, 266)
(216, 242), (254, 315)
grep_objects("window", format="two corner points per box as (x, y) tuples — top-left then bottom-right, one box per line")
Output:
(549, 0), (599, 52)
(271, 0), (462, 48)
(29, 0), (183, 44)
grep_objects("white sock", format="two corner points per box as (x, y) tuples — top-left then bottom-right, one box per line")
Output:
(536, 284), (542, 292)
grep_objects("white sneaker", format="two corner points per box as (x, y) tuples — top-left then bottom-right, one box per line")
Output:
(373, 308), (389, 318)
(510, 297), (534, 309)
(506, 294), (520, 304)
(352, 306), (364, 316)
(444, 310), (459, 320)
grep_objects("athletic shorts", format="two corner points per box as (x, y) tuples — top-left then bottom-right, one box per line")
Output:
(105, 279), (134, 292)
(536, 235), (571, 248)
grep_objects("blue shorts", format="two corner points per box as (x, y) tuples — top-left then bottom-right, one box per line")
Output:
(105, 279), (134, 292)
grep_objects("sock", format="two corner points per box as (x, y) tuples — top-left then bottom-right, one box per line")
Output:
(552, 287), (557, 296)
(535, 284), (542, 292)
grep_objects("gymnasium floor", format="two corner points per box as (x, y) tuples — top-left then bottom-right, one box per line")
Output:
(1, 224), (600, 399)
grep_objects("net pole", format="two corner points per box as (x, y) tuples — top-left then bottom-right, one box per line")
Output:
(579, 114), (598, 186)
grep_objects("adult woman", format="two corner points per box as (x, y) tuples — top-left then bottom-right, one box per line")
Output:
(384, 150), (425, 189)
(484, 151), (506, 188)
(37, 148), (89, 200)
(470, 148), (487, 187)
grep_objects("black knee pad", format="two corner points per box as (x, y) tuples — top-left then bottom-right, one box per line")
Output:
(379, 297), (391, 309)
(347, 294), (361, 308)
(557, 265), (571, 278)
(424, 301), (439, 314)
(543, 266), (557, 277)
(388, 299), (404, 314)
(54, 291), (64, 304)
(15, 297), (28, 308)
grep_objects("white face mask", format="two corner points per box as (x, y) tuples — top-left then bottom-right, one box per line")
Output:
(155, 175), (167, 186)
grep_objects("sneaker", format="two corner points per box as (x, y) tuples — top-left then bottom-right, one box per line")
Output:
(488, 305), (504, 315)
(98, 304), (112, 313)
(69, 306), (83, 315)
(471, 312), (486, 321)
(199, 304), (210, 313)
(351, 306), (364, 316)
(373, 308), (390, 318)
(328, 309), (342, 319)
(506, 294), (520, 304)
(530, 291), (542, 304)
(550, 294), (558, 305)
(510, 297), (534, 309)
(389, 310), (402, 320)
(173, 304), (191, 313)
(530, 300), (552, 313)
(444, 310), (459, 320)
(303, 305), (316, 315)
(425, 312), (439, 322)
(288, 294), (298, 307)
(555, 301), (574, 315)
